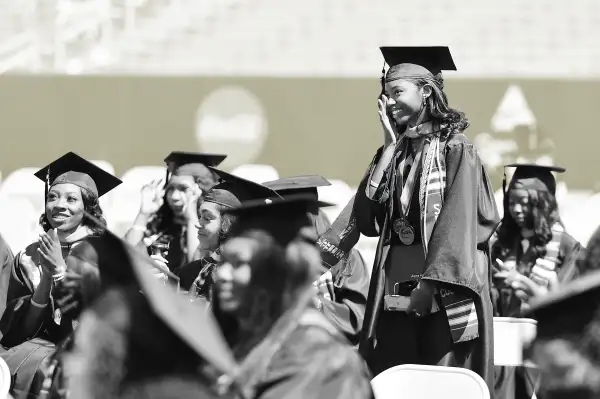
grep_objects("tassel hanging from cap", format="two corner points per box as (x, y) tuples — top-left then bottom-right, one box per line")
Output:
(380, 61), (386, 95)
(45, 167), (51, 201)
(502, 168), (508, 212)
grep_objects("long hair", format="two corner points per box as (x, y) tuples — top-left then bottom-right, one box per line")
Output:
(216, 230), (316, 360)
(147, 174), (218, 237)
(496, 187), (560, 259)
(39, 187), (106, 235)
(390, 70), (469, 137)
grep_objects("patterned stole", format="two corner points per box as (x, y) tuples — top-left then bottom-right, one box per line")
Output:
(543, 224), (564, 268)
(190, 253), (220, 298)
(495, 223), (564, 275)
(419, 133), (479, 343)
(317, 197), (360, 268)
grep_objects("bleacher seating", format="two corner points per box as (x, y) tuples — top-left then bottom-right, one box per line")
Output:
(0, 1), (599, 76)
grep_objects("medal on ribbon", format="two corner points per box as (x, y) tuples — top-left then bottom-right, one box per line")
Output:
(393, 218), (415, 245)
(53, 308), (62, 325)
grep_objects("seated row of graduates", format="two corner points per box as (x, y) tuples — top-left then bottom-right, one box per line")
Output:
(0, 150), (374, 398)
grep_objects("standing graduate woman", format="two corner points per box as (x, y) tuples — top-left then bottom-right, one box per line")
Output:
(353, 47), (500, 389)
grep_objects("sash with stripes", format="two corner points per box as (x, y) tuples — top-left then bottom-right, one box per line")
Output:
(494, 223), (564, 280)
(419, 133), (479, 343)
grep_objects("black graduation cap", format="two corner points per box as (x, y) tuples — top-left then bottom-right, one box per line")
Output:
(380, 46), (457, 76)
(223, 195), (334, 247)
(503, 163), (566, 196)
(262, 176), (333, 214)
(82, 211), (237, 375)
(262, 175), (331, 200)
(164, 151), (227, 176)
(205, 167), (282, 208)
(34, 151), (122, 198)
(527, 268), (600, 341)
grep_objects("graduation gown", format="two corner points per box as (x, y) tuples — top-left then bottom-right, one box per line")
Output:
(0, 237), (95, 348)
(491, 228), (583, 399)
(490, 229), (583, 317)
(244, 308), (375, 399)
(319, 248), (369, 346)
(354, 133), (499, 390)
(144, 223), (192, 274)
(0, 233), (15, 319)
(0, 236), (94, 399)
(176, 255), (218, 298)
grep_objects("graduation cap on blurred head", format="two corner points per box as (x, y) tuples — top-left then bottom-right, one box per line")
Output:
(526, 269), (600, 343)
(223, 195), (334, 247)
(82, 211), (237, 375)
(35, 151), (122, 199)
(164, 151), (227, 181)
(503, 163), (566, 199)
(263, 175), (332, 214)
(380, 46), (456, 88)
(204, 167), (281, 209)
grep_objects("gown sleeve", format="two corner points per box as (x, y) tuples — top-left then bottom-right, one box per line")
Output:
(321, 249), (369, 346)
(556, 233), (584, 283)
(0, 253), (51, 347)
(0, 234), (15, 319)
(422, 138), (500, 294)
(354, 146), (390, 238)
(256, 326), (375, 399)
(0, 246), (69, 348)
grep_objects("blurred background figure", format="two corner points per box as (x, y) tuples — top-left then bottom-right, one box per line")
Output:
(525, 224), (600, 399)
(491, 163), (583, 399)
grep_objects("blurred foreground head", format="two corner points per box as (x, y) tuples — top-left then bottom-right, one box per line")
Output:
(526, 227), (600, 399)
(212, 196), (330, 357)
(63, 213), (236, 398)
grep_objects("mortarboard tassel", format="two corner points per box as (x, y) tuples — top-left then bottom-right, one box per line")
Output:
(380, 61), (386, 95)
(502, 168), (508, 212)
(45, 167), (51, 202)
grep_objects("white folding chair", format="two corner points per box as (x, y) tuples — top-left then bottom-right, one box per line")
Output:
(0, 196), (39, 253)
(0, 356), (11, 399)
(110, 166), (165, 233)
(371, 364), (490, 399)
(0, 168), (45, 216)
